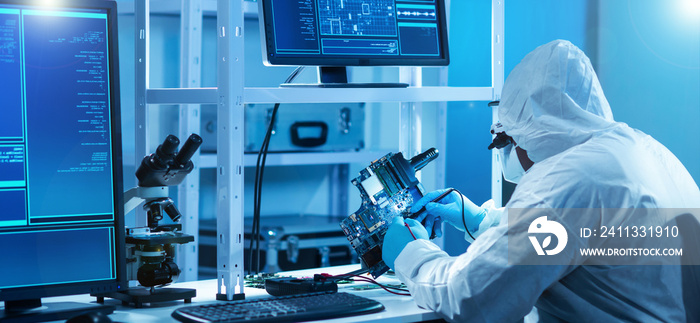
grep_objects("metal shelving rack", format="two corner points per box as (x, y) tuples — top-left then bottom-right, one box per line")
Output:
(134, 0), (503, 301)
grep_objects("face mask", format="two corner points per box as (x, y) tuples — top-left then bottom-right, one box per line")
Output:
(499, 144), (525, 184)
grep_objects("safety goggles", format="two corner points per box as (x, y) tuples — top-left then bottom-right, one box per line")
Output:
(488, 122), (514, 150)
(487, 101), (514, 150)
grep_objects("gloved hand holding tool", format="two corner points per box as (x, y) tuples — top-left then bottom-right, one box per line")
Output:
(409, 188), (486, 239)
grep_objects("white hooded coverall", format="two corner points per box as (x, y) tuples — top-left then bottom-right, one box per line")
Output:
(393, 40), (700, 322)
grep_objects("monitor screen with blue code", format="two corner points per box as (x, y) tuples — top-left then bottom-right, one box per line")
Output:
(0, 0), (124, 302)
(259, 0), (450, 66)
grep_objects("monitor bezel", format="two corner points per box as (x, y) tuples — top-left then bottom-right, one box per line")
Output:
(0, 0), (126, 302)
(258, 0), (450, 67)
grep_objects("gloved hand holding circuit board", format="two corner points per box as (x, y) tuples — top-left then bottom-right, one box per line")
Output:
(339, 148), (438, 278)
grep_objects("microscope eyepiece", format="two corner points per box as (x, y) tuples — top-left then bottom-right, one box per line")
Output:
(174, 133), (203, 167)
(136, 133), (202, 187)
(153, 135), (180, 168)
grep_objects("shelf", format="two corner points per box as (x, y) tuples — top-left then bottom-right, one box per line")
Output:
(245, 86), (494, 103)
(199, 151), (386, 168)
(146, 86), (495, 105)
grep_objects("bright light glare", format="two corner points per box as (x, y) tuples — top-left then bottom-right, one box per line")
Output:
(681, 0), (700, 19)
(36, 0), (63, 8)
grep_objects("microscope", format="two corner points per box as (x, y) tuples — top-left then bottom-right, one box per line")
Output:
(95, 134), (202, 307)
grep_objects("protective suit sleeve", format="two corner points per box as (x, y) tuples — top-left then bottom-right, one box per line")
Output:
(463, 199), (503, 243)
(394, 214), (576, 322)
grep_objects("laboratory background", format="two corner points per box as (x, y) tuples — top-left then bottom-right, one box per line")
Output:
(0, 0), (699, 321)
(116, 0), (700, 266)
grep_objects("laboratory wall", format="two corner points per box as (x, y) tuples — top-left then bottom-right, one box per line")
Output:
(596, 1), (700, 183)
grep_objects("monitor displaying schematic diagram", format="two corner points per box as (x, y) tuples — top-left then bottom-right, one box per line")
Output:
(259, 0), (449, 66)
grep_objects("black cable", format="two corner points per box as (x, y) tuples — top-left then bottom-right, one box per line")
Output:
(329, 273), (411, 295)
(256, 103), (277, 272)
(250, 66), (305, 274)
(250, 104), (278, 273)
(452, 188), (477, 241)
(332, 268), (407, 292)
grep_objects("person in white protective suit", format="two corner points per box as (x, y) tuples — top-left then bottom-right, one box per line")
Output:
(381, 40), (700, 322)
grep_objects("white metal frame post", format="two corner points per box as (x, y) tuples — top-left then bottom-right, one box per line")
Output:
(134, 0), (149, 228)
(216, 0), (246, 301)
(178, 0), (203, 282)
(328, 164), (349, 217)
(435, 0), (451, 195)
(398, 67), (423, 161)
(434, 0), (451, 245)
(491, 0), (505, 207)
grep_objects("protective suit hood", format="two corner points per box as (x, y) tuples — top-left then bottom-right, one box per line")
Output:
(499, 40), (617, 163)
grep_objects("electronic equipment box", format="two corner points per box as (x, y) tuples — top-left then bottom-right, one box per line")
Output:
(200, 103), (365, 153)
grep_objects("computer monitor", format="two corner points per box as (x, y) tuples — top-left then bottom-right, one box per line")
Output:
(258, 0), (450, 87)
(0, 0), (125, 321)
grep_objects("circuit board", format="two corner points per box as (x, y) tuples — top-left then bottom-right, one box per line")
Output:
(340, 148), (438, 278)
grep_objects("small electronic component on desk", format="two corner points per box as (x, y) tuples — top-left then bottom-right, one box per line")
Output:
(244, 273), (289, 289)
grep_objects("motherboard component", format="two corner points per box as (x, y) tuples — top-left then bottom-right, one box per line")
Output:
(340, 148), (439, 278)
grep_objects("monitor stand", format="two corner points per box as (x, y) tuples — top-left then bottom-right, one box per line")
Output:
(0, 298), (115, 323)
(280, 67), (409, 88)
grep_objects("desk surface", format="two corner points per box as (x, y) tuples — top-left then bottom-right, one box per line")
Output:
(47, 264), (440, 322)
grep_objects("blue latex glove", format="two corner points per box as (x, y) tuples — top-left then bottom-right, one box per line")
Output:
(410, 189), (487, 238)
(382, 216), (429, 270)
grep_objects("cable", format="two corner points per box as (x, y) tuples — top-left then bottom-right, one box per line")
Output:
(255, 103), (277, 273)
(320, 272), (411, 296)
(250, 66), (305, 274)
(411, 187), (477, 240)
(404, 222), (417, 240)
(452, 188), (477, 241)
(334, 269), (408, 293)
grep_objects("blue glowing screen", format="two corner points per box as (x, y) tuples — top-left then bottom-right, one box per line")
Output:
(262, 0), (448, 64)
(0, 4), (117, 290)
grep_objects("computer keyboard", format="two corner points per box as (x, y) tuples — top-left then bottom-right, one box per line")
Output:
(171, 291), (385, 322)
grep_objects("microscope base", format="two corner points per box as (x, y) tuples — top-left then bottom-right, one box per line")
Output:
(93, 287), (196, 308)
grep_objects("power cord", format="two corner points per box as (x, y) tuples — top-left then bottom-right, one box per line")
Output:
(250, 66), (306, 275)
(411, 187), (476, 241)
(451, 188), (477, 241)
(316, 268), (411, 296)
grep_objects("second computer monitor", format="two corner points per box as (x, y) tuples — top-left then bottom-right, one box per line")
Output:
(259, 0), (449, 84)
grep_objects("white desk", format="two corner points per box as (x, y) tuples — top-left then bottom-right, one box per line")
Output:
(46, 264), (441, 322)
